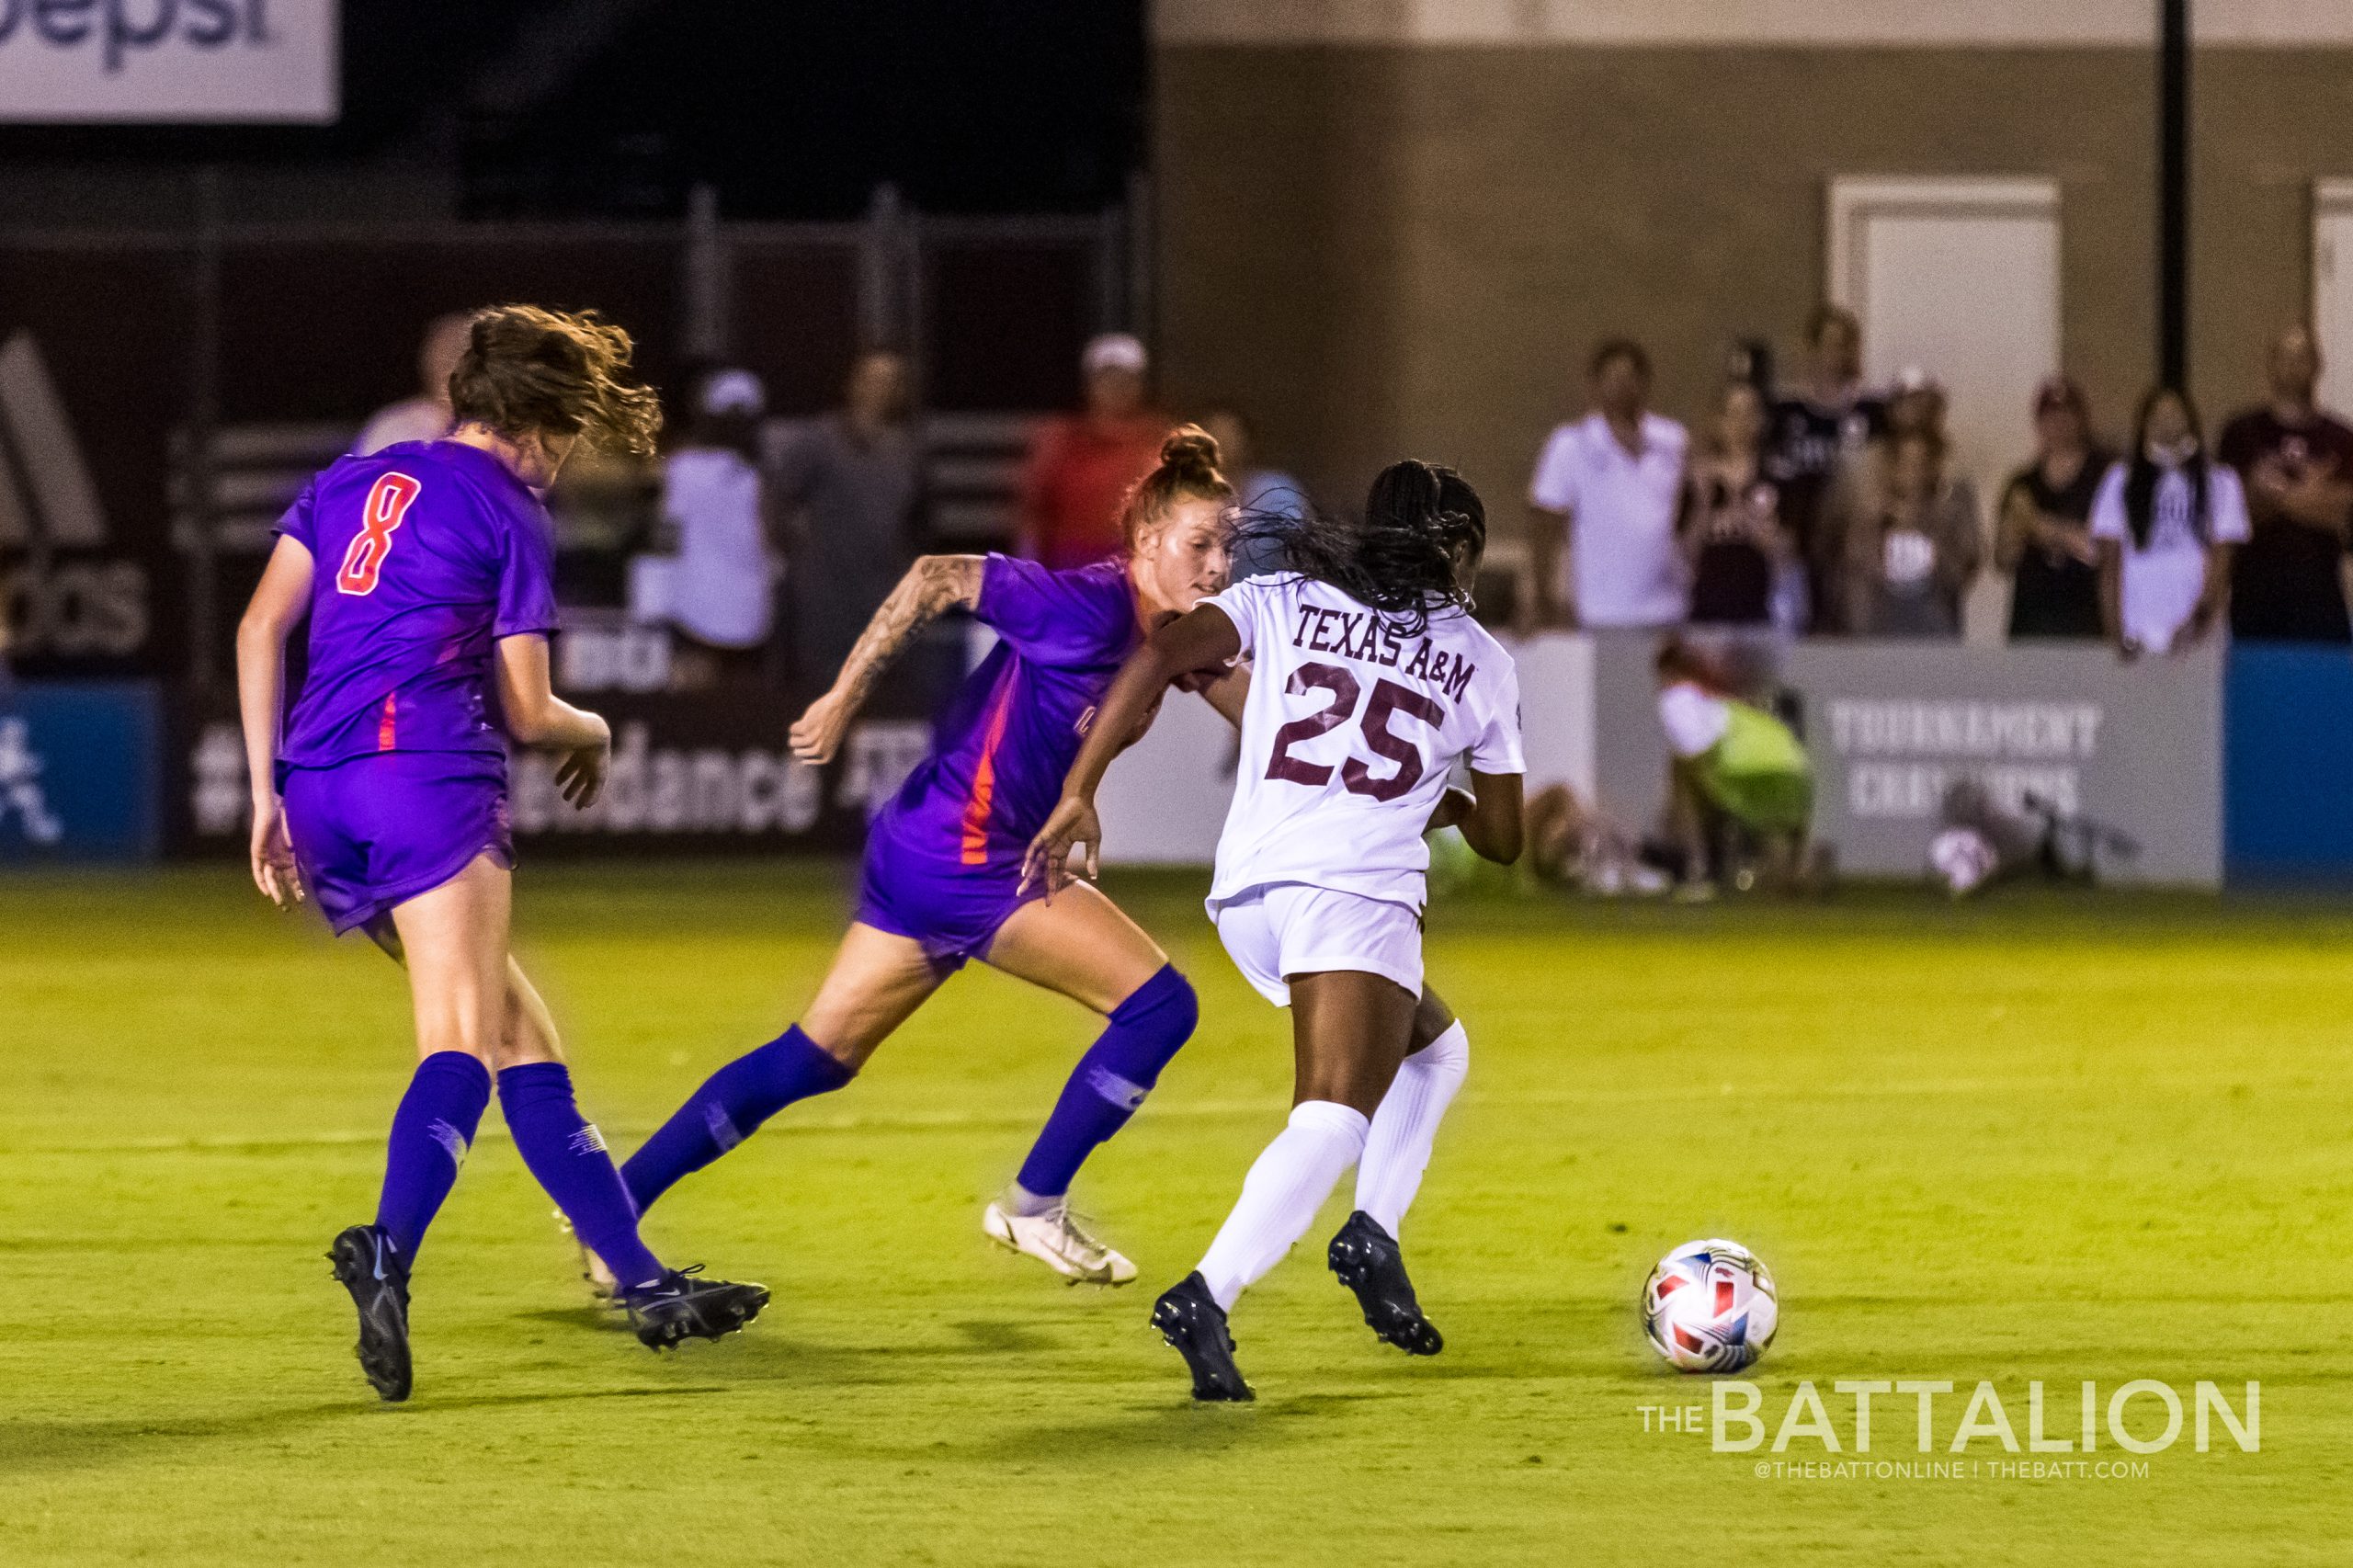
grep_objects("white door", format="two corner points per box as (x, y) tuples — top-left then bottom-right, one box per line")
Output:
(2314, 181), (2353, 415)
(1829, 176), (2062, 643)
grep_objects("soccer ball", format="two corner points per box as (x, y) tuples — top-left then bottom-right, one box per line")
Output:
(1929, 826), (2000, 896)
(1642, 1238), (1779, 1372)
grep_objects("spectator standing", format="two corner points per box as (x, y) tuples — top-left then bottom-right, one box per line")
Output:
(1996, 376), (2109, 640)
(1199, 405), (1304, 517)
(1017, 332), (1166, 569)
(353, 313), (472, 456)
(1528, 338), (1689, 631)
(1841, 428), (1982, 637)
(1815, 367), (1957, 631)
(664, 369), (777, 689)
(775, 349), (922, 686)
(2090, 387), (2250, 657)
(2219, 325), (2353, 642)
(1681, 380), (1793, 629)
(1766, 304), (1886, 627)
(1881, 366), (1948, 446)
(1201, 404), (1306, 580)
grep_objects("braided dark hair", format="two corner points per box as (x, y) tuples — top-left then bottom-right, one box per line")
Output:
(1230, 459), (1485, 637)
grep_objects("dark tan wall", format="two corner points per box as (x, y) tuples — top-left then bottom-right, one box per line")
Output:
(1155, 44), (2353, 534)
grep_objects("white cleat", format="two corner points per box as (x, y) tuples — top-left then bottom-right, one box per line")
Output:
(983, 1199), (1138, 1286)
(555, 1208), (624, 1307)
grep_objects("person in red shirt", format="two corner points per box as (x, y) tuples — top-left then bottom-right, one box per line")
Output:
(1017, 333), (1169, 568)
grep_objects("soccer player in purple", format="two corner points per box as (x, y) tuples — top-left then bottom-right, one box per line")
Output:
(235, 304), (768, 1402)
(611, 427), (1236, 1287)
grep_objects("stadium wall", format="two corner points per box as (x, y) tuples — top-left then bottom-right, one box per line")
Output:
(1151, 31), (2353, 537)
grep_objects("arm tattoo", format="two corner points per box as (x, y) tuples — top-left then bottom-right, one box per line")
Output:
(830, 555), (981, 713)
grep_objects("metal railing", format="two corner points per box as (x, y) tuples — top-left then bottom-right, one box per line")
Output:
(0, 175), (1146, 686)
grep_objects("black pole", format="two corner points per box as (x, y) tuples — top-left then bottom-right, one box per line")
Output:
(2158, 0), (2190, 387)
(187, 166), (223, 696)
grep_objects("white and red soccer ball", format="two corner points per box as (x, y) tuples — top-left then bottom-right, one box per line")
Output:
(1643, 1238), (1779, 1372)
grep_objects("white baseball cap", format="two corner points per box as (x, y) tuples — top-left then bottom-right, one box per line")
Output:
(699, 368), (767, 417)
(1081, 332), (1148, 375)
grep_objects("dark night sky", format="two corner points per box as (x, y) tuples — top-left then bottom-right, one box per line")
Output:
(0, 1), (1150, 219)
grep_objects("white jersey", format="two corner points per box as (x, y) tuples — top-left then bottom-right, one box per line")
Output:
(1202, 574), (1524, 912)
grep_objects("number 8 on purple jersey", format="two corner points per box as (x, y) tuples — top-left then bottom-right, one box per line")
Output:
(271, 439), (561, 934)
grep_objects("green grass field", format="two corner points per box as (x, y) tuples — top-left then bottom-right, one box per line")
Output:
(4, 862), (2350, 1565)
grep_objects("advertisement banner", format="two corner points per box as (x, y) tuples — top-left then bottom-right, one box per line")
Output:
(171, 688), (932, 859)
(925, 630), (2231, 884)
(1786, 641), (2223, 885)
(0, 0), (338, 123)
(0, 680), (159, 860)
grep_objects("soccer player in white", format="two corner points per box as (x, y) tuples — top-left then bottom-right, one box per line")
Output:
(1027, 460), (1525, 1400)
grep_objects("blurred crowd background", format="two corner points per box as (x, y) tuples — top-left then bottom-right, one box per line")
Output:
(301, 296), (2353, 688)
(7, 2), (2353, 878)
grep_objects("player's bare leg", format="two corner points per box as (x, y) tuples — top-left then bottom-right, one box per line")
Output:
(1665, 763), (1718, 900)
(325, 858), (517, 1401)
(613, 924), (942, 1238)
(362, 857), (766, 1377)
(980, 882), (1190, 1285)
(1156, 969), (1417, 1401)
(799, 924), (951, 1072)
(988, 881), (1167, 1013)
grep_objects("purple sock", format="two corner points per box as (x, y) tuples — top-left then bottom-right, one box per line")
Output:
(621, 1026), (853, 1213)
(497, 1062), (665, 1292)
(375, 1051), (492, 1259)
(1015, 965), (1197, 1200)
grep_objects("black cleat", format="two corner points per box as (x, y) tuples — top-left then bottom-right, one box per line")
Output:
(1151, 1272), (1254, 1402)
(620, 1266), (770, 1350)
(328, 1223), (414, 1403)
(1327, 1210), (1444, 1357)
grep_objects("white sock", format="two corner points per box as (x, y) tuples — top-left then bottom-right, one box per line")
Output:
(1354, 1022), (1469, 1237)
(1197, 1100), (1370, 1311)
(1005, 1182), (1060, 1218)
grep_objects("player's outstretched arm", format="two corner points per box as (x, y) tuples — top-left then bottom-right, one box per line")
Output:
(496, 633), (611, 807)
(1024, 603), (1242, 891)
(235, 535), (316, 907)
(790, 554), (983, 765)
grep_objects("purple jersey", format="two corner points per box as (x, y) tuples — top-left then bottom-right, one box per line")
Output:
(870, 554), (1139, 875)
(275, 440), (559, 777)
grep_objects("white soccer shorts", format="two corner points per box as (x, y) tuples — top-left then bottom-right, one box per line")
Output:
(1208, 881), (1425, 1008)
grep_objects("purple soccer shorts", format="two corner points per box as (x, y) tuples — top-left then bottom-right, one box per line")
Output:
(280, 752), (515, 936)
(852, 832), (1044, 973)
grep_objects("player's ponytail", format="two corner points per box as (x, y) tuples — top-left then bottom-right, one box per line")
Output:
(1120, 424), (1234, 552)
(448, 304), (665, 459)
(1233, 458), (1483, 637)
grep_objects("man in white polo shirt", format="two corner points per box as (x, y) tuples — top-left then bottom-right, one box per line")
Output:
(1528, 338), (1690, 630)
